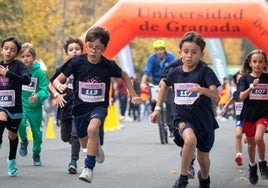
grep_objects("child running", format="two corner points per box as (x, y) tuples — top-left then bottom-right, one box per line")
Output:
(218, 71), (244, 166)
(52, 26), (142, 183)
(18, 43), (49, 166)
(0, 36), (31, 176)
(49, 37), (83, 174)
(151, 31), (220, 188)
(236, 49), (268, 185)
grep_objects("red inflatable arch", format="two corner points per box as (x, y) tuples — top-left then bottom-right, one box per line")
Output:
(80, 0), (268, 59)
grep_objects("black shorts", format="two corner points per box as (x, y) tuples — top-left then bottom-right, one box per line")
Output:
(174, 121), (215, 152)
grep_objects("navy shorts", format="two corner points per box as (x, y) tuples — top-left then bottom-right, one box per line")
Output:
(235, 120), (243, 128)
(73, 107), (107, 138)
(174, 121), (215, 152)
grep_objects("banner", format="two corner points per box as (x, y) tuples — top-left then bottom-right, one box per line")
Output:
(206, 38), (228, 83)
(80, 0), (268, 58)
(117, 45), (135, 78)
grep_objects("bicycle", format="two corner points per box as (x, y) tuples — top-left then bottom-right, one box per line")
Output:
(149, 83), (169, 144)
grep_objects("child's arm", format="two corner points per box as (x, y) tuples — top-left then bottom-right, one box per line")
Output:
(52, 73), (68, 93)
(189, 84), (220, 105)
(239, 78), (259, 101)
(218, 96), (233, 116)
(150, 79), (170, 124)
(121, 71), (142, 105)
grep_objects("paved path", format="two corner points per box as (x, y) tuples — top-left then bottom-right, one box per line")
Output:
(0, 118), (268, 188)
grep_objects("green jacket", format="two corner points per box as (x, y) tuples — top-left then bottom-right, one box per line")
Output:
(21, 61), (49, 108)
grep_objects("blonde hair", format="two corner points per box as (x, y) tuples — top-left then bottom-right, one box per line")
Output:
(19, 42), (37, 58)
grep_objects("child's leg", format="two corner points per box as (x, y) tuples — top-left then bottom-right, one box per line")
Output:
(247, 136), (256, 164)
(255, 123), (267, 161)
(197, 150), (210, 179)
(0, 120), (7, 145)
(180, 128), (197, 176)
(28, 108), (43, 156)
(235, 125), (243, 154)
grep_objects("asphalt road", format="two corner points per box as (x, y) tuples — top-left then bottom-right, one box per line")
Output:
(0, 118), (268, 188)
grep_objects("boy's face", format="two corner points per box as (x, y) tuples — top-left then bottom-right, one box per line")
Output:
(1, 41), (19, 63)
(66, 42), (82, 59)
(86, 39), (105, 64)
(179, 42), (204, 69)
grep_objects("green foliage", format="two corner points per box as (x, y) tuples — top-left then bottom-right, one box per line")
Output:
(0, 0), (23, 37)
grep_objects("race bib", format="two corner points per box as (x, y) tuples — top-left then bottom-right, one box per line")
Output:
(67, 75), (74, 90)
(0, 90), (15, 107)
(78, 81), (105, 102)
(249, 84), (268, 100)
(22, 78), (37, 92)
(234, 102), (243, 116)
(174, 83), (200, 105)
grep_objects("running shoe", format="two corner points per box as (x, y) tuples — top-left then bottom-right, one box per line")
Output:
(96, 145), (105, 164)
(33, 154), (42, 166)
(173, 176), (188, 188)
(68, 159), (77, 174)
(79, 168), (93, 183)
(19, 140), (28, 157)
(188, 164), (195, 179)
(249, 164), (258, 185)
(259, 161), (268, 179)
(7, 159), (18, 177)
(198, 170), (210, 188)
(235, 155), (243, 166)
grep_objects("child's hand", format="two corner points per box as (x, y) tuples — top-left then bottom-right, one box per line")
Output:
(188, 84), (201, 94)
(0, 65), (8, 76)
(57, 83), (68, 93)
(217, 108), (226, 116)
(29, 93), (38, 103)
(150, 111), (160, 123)
(252, 78), (260, 87)
(56, 93), (67, 108)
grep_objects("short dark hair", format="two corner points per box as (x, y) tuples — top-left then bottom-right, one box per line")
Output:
(85, 26), (110, 47)
(1, 36), (21, 54)
(179, 31), (206, 52)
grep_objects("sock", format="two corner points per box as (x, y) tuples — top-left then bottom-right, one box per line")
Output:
(180, 174), (188, 183)
(84, 155), (96, 170)
(236, 152), (242, 156)
(9, 137), (18, 160)
(249, 161), (256, 166)
(0, 120), (7, 144)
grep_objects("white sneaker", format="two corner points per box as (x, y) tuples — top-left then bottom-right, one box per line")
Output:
(96, 145), (105, 164)
(82, 148), (87, 154)
(79, 168), (93, 183)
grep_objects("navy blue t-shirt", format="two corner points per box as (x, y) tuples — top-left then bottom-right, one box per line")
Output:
(161, 58), (207, 79)
(236, 73), (268, 122)
(164, 63), (220, 135)
(59, 54), (122, 116)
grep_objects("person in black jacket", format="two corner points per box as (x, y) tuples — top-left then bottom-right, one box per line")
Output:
(0, 36), (31, 177)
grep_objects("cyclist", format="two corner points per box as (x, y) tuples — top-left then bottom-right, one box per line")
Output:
(140, 40), (176, 138)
